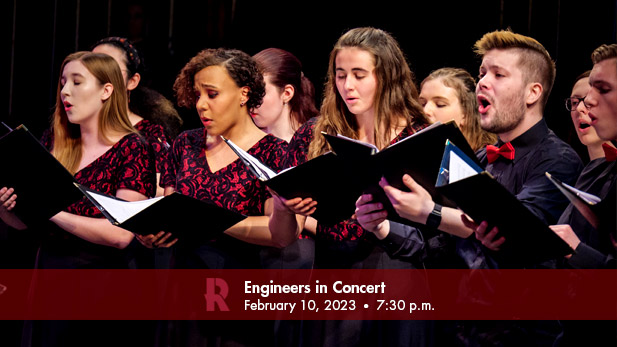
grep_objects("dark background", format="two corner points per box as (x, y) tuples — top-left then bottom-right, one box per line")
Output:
(3, 0), (617, 154)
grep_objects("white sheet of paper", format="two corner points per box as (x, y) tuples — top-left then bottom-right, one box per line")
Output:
(87, 191), (164, 224)
(448, 151), (480, 183)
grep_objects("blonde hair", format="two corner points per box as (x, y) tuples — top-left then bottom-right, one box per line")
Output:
(52, 51), (135, 174)
(421, 68), (497, 151)
(474, 29), (556, 110)
(308, 27), (429, 159)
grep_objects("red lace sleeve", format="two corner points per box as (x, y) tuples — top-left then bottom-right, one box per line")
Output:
(115, 134), (156, 197)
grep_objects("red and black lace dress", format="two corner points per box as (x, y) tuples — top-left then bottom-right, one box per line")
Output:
(286, 117), (427, 269)
(37, 132), (155, 269)
(134, 118), (170, 176)
(160, 128), (288, 268)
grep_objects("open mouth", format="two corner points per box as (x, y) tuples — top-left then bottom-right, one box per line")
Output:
(579, 122), (591, 130)
(477, 95), (492, 113)
(63, 101), (73, 110)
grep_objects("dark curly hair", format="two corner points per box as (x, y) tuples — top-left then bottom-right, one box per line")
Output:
(174, 48), (265, 112)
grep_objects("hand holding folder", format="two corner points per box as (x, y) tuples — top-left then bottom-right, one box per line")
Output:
(435, 140), (574, 265)
(223, 121), (477, 225)
(76, 184), (246, 243)
(0, 124), (83, 226)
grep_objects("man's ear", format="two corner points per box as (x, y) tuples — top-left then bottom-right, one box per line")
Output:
(526, 82), (543, 106)
(126, 72), (141, 91)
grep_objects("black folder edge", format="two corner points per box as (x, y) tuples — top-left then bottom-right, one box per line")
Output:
(74, 183), (124, 226)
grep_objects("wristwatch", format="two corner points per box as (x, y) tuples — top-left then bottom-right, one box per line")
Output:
(425, 203), (442, 229)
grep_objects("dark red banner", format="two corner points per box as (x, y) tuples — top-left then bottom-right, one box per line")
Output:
(0, 269), (614, 320)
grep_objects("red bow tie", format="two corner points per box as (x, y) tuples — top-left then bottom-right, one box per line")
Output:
(486, 142), (515, 163)
(603, 143), (617, 162)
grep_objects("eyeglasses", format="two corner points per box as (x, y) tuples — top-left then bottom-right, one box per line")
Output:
(565, 96), (590, 112)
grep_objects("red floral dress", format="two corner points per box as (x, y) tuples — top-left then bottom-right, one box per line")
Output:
(160, 128), (288, 268)
(38, 132), (155, 268)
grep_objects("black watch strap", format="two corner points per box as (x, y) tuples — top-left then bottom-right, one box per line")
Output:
(425, 203), (442, 229)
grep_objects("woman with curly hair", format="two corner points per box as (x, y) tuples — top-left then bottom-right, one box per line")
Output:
(143, 48), (290, 267)
(138, 47), (289, 347)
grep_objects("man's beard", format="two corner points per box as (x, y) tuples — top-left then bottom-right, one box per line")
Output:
(482, 90), (527, 135)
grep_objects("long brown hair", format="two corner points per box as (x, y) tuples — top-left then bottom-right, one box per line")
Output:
(52, 51), (135, 174)
(421, 68), (497, 150)
(308, 27), (429, 159)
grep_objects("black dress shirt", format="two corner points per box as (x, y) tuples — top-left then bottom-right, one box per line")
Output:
(380, 119), (584, 269)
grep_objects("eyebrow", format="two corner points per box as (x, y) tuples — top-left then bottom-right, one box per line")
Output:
(335, 67), (370, 73)
(65, 72), (84, 78)
(61, 72), (84, 82)
(195, 83), (218, 89)
(431, 96), (450, 102)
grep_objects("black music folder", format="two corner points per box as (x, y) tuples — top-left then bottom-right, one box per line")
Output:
(222, 121), (478, 225)
(76, 184), (246, 242)
(435, 140), (574, 265)
(0, 124), (83, 225)
(319, 121), (480, 224)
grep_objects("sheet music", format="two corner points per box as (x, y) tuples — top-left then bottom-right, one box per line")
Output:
(448, 151), (480, 183)
(86, 190), (164, 224)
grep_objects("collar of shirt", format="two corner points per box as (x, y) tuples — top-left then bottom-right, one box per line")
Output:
(494, 118), (549, 163)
